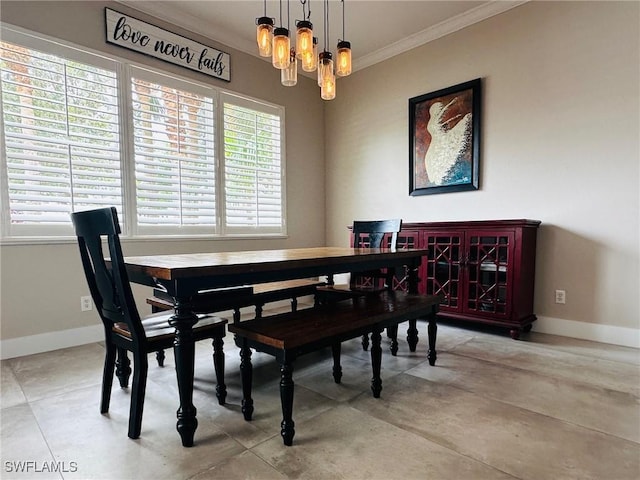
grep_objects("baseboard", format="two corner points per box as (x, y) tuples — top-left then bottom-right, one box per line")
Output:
(0, 324), (103, 360)
(532, 315), (640, 349)
(3, 312), (637, 360)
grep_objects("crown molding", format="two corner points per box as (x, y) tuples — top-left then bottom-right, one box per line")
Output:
(353, 1), (528, 72)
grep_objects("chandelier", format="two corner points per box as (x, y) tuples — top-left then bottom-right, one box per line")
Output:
(256, 0), (352, 100)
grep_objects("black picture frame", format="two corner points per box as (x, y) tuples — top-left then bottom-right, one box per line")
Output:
(409, 78), (481, 196)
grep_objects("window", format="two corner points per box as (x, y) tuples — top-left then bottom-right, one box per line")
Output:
(0, 28), (286, 240)
(223, 93), (284, 234)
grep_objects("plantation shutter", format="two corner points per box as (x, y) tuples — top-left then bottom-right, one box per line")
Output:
(1, 38), (121, 236)
(131, 67), (216, 235)
(222, 93), (284, 234)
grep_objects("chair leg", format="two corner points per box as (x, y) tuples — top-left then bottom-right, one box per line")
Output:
(128, 353), (148, 439)
(116, 348), (132, 388)
(156, 350), (165, 367)
(101, 343), (117, 413)
(290, 297), (298, 312)
(212, 336), (226, 405)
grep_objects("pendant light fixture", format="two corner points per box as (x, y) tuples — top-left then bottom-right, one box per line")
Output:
(319, 0), (336, 100)
(282, 2), (298, 86)
(295, 0), (313, 61)
(336, 0), (352, 77)
(272, 0), (290, 69)
(256, 0), (274, 57)
(256, 0), (350, 100)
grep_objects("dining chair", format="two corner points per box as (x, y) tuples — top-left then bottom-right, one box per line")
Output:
(317, 219), (403, 351)
(71, 207), (228, 440)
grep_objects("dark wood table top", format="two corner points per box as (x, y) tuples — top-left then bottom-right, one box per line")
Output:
(123, 247), (428, 292)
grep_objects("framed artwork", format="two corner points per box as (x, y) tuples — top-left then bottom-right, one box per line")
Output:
(409, 78), (481, 196)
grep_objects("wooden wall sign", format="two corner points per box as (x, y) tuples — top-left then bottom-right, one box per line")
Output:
(105, 8), (230, 82)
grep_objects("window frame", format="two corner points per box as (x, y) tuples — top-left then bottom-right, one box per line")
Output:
(0, 24), (287, 244)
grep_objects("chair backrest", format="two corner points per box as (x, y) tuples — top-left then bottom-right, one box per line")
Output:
(352, 219), (402, 250)
(71, 207), (145, 343)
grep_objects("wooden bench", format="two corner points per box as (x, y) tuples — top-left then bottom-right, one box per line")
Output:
(228, 291), (441, 446)
(147, 279), (325, 321)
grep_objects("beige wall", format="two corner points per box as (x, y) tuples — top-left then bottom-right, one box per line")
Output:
(0, 2), (325, 341)
(325, 1), (639, 343)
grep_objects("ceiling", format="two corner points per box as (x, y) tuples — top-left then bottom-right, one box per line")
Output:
(117, 1), (526, 72)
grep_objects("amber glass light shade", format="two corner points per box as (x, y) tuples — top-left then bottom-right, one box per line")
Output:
(281, 49), (298, 86)
(256, 17), (274, 57)
(336, 40), (352, 77)
(318, 51), (333, 86)
(302, 37), (318, 72)
(295, 21), (313, 60)
(321, 73), (336, 100)
(272, 27), (290, 69)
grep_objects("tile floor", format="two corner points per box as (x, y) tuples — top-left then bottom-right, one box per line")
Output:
(1, 305), (639, 479)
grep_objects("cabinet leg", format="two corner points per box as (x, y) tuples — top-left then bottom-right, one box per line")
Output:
(510, 328), (521, 340)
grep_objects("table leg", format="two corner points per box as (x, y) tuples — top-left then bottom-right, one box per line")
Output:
(370, 328), (382, 398)
(279, 359), (295, 446)
(169, 305), (199, 447)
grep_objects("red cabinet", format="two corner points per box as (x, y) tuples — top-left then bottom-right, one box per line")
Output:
(352, 220), (540, 339)
(415, 220), (540, 339)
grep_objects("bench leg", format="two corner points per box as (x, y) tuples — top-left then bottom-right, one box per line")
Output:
(406, 319), (419, 352)
(279, 360), (295, 446)
(427, 313), (438, 366)
(386, 325), (399, 356)
(361, 334), (369, 351)
(239, 340), (254, 421)
(331, 343), (342, 383)
(370, 328), (382, 398)
(212, 337), (226, 405)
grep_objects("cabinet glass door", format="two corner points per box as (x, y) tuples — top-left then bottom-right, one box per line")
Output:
(465, 231), (514, 317)
(424, 232), (463, 313)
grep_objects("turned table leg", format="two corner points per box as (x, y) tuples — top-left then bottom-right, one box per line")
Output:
(170, 307), (198, 447)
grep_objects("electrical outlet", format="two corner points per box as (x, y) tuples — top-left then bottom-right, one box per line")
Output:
(555, 289), (566, 304)
(81, 296), (93, 311)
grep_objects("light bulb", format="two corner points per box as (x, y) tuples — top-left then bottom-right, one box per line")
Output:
(256, 17), (274, 57)
(272, 28), (290, 69)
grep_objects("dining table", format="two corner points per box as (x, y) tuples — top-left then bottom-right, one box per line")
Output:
(122, 246), (430, 447)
